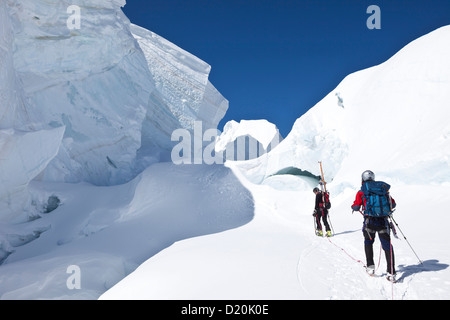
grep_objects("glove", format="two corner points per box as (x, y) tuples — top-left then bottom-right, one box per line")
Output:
(351, 205), (360, 212)
(312, 209), (317, 216)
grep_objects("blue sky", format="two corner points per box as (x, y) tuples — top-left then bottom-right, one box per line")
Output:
(123, 0), (450, 137)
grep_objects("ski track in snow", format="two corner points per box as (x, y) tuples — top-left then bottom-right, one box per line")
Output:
(297, 223), (450, 300)
(241, 179), (441, 301)
(2, 164), (450, 300)
(297, 232), (408, 300)
(97, 175), (450, 300)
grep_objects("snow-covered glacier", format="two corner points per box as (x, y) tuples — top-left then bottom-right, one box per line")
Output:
(100, 25), (450, 301)
(2, 0), (450, 301)
(215, 119), (283, 161)
(2, 0), (227, 187)
(233, 25), (450, 188)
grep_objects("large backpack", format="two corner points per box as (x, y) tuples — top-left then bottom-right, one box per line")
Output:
(320, 191), (331, 210)
(361, 180), (393, 217)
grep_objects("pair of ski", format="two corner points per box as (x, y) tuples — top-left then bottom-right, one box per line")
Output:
(366, 265), (397, 283)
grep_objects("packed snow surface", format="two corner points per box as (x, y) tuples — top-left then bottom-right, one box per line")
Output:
(0, 163), (254, 299)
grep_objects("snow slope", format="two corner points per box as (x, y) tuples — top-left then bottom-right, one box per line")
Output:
(100, 26), (450, 300)
(100, 172), (450, 300)
(230, 25), (450, 187)
(0, 163), (253, 299)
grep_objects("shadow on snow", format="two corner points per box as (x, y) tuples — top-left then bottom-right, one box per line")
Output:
(396, 259), (449, 283)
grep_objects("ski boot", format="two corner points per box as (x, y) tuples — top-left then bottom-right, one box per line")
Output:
(366, 265), (375, 276)
(386, 273), (397, 283)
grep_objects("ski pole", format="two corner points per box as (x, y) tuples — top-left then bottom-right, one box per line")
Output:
(389, 215), (423, 265)
(313, 212), (317, 233)
(328, 211), (335, 235)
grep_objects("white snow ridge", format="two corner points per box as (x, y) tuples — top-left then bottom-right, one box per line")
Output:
(1, 0), (450, 302)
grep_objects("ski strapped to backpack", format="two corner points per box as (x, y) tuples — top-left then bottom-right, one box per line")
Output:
(361, 180), (393, 217)
(318, 161), (334, 235)
(318, 161), (331, 209)
(319, 186), (331, 210)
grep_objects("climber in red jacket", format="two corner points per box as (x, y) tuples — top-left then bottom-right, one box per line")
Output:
(351, 170), (397, 282)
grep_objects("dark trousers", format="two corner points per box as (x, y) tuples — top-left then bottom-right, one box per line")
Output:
(315, 209), (330, 232)
(363, 217), (395, 274)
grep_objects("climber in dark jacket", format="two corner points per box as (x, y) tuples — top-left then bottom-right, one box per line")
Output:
(313, 187), (331, 237)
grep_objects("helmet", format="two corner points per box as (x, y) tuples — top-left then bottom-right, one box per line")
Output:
(313, 187), (320, 193)
(361, 170), (375, 182)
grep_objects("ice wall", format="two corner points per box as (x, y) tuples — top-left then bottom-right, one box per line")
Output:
(0, 128), (64, 222)
(130, 24), (228, 165)
(0, 0), (29, 128)
(1, 2), (65, 221)
(1, 0), (229, 219)
(3, 0), (228, 186)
